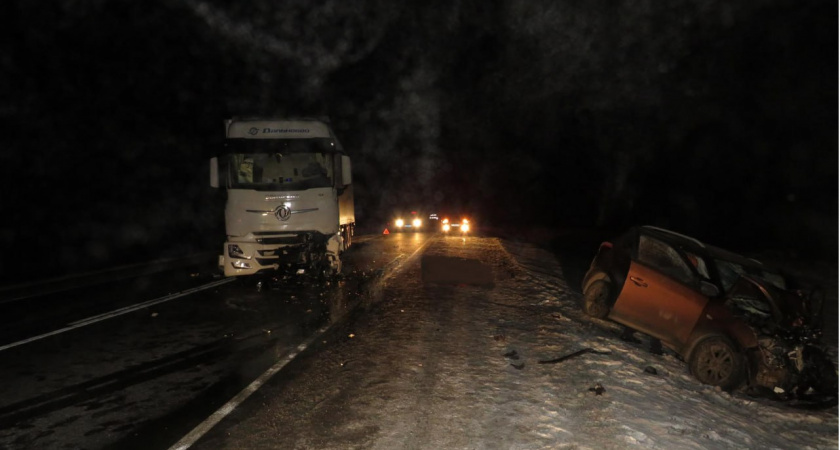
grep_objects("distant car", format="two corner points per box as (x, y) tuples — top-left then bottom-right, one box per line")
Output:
(582, 226), (836, 396)
(433, 210), (474, 234)
(391, 210), (427, 232)
(440, 216), (472, 234)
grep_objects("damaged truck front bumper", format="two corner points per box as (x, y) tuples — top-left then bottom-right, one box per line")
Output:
(220, 231), (342, 277)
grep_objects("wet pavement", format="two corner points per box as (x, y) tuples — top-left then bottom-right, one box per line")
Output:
(0, 232), (434, 449)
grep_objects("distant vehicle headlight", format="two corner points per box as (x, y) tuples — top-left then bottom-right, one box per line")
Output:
(412, 218), (422, 228)
(395, 218), (405, 228)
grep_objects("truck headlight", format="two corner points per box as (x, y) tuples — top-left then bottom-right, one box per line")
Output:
(395, 218), (405, 228)
(412, 218), (422, 228)
(442, 224), (451, 232)
(228, 244), (251, 259)
(461, 223), (470, 232)
(232, 260), (252, 269)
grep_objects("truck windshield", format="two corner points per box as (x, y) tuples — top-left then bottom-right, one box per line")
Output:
(224, 139), (336, 191)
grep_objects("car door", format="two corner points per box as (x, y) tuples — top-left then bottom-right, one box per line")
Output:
(609, 235), (708, 348)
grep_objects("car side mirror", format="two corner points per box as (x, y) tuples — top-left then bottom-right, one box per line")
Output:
(700, 281), (720, 297)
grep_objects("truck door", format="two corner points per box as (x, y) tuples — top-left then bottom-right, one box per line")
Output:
(609, 235), (707, 348)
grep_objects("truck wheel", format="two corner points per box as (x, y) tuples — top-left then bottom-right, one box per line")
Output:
(689, 336), (745, 390)
(583, 280), (611, 319)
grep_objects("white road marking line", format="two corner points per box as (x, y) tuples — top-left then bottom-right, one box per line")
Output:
(0, 277), (236, 353)
(168, 324), (331, 450)
(170, 234), (435, 449)
(381, 235), (435, 281)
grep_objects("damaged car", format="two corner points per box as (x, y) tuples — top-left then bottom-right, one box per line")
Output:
(581, 225), (836, 399)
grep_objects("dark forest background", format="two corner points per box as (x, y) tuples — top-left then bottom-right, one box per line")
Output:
(0, 0), (836, 282)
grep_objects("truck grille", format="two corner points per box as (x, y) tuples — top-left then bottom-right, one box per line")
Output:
(253, 232), (305, 245)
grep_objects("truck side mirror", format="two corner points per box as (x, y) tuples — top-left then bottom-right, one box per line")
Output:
(340, 155), (352, 186)
(210, 157), (219, 188)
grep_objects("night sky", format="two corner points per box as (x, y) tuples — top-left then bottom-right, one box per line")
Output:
(1, 0), (836, 282)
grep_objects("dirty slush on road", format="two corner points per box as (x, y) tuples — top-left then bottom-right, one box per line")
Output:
(195, 236), (838, 450)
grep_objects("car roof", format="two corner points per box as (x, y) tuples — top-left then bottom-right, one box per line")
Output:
(639, 226), (783, 279)
(640, 225), (705, 250)
(705, 244), (764, 269)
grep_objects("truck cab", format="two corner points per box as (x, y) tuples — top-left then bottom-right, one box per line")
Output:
(210, 118), (354, 278)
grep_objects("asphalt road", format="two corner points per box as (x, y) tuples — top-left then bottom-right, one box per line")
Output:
(2, 229), (833, 449)
(0, 231), (435, 449)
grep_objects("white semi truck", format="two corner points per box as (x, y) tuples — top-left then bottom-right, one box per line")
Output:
(209, 118), (355, 278)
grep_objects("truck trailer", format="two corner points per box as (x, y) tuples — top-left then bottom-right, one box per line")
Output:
(210, 118), (355, 278)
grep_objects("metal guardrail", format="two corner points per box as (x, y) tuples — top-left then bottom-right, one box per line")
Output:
(0, 252), (219, 304)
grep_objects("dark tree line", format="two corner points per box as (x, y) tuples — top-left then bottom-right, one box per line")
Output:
(0, 0), (835, 281)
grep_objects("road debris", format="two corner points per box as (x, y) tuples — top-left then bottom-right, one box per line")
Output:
(538, 348), (612, 364)
(589, 383), (606, 395)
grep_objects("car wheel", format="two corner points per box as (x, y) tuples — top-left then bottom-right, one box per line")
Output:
(583, 279), (611, 319)
(689, 336), (745, 390)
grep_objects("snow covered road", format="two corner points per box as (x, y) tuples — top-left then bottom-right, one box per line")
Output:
(194, 235), (838, 449)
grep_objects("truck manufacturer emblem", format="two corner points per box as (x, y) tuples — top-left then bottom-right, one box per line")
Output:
(248, 127), (259, 135)
(275, 205), (292, 221)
